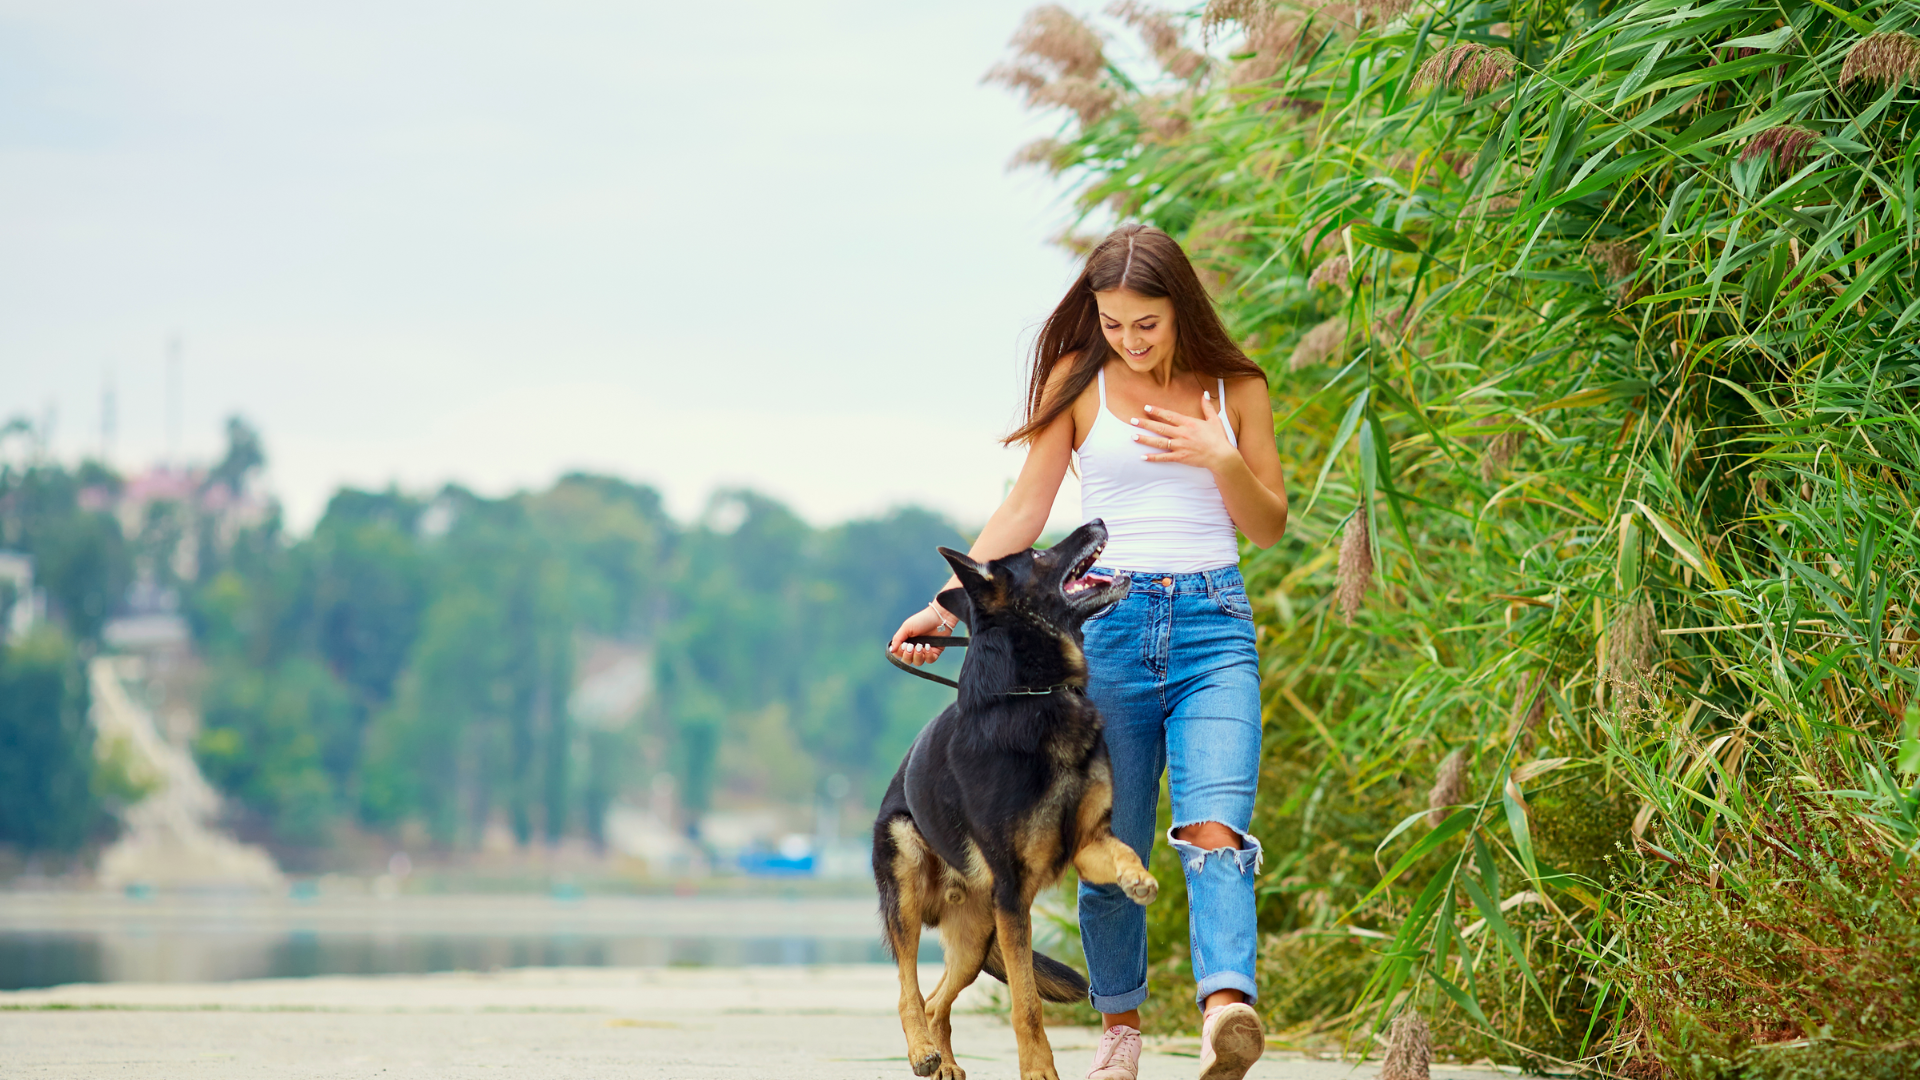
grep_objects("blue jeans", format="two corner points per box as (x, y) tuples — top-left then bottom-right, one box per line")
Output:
(1077, 565), (1263, 1012)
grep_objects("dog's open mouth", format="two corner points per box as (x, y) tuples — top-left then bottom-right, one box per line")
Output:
(1061, 539), (1107, 598)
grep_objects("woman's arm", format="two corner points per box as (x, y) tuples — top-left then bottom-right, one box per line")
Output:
(887, 388), (1080, 664)
(1129, 376), (1289, 548)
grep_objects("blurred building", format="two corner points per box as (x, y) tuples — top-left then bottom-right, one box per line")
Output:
(88, 464), (270, 653)
(0, 550), (45, 641)
(91, 463), (271, 535)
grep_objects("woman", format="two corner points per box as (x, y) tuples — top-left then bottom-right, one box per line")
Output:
(889, 224), (1288, 1080)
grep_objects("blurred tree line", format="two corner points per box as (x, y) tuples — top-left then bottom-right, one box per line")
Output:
(0, 415), (962, 859)
(0, 420), (126, 858)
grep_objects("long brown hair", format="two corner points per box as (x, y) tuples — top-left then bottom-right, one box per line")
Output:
(1006, 224), (1265, 446)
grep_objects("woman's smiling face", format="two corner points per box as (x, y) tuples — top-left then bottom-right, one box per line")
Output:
(1094, 288), (1176, 373)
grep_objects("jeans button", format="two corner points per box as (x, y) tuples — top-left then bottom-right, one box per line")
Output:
(1159, 577), (1173, 588)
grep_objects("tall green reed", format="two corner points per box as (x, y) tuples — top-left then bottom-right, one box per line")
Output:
(992, 0), (1920, 1070)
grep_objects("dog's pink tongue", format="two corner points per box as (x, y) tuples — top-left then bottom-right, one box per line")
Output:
(1072, 571), (1113, 592)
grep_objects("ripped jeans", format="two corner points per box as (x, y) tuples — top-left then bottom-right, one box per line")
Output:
(1077, 565), (1263, 1012)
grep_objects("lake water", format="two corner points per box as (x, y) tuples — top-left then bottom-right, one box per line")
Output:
(0, 892), (940, 991)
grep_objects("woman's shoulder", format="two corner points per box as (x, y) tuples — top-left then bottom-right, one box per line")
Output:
(1218, 371), (1270, 401)
(1043, 353), (1102, 401)
(1046, 351), (1096, 385)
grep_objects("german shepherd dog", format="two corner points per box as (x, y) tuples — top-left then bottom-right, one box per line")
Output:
(873, 519), (1158, 1080)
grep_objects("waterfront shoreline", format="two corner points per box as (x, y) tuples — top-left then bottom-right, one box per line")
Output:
(1, 965), (1511, 1079)
(0, 891), (906, 990)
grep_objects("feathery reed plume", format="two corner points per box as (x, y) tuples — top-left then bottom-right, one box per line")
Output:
(1587, 240), (1640, 281)
(1387, 149), (1470, 181)
(1032, 76), (1121, 125)
(1510, 670), (1548, 738)
(1107, 188), (1144, 217)
(1784, 236), (1843, 295)
(1308, 253), (1352, 289)
(1108, 1), (1206, 78)
(985, 7), (1116, 126)
(1373, 307), (1415, 341)
(1373, 308), (1426, 357)
(1414, 43), (1516, 97)
(1337, 504), (1373, 624)
(1604, 598), (1661, 706)
(1009, 4), (1106, 79)
(1468, 415), (1523, 481)
(1840, 31), (1920, 91)
(1205, 0), (1326, 85)
(1201, 0), (1265, 37)
(1740, 125), (1819, 172)
(1359, 0), (1412, 23)
(1482, 430), (1520, 481)
(1587, 239), (1644, 304)
(1426, 749), (1468, 826)
(984, 62), (1049, 96)
(1481, 430), (1520, 481)
(1289, 316), (1347, 370)
(1473, 194), (1520, 214)
(1007, 137), (1075, 174)
(1380, 1009), (1433, 1080)
(1138, 92), (1193, 142)
(1239, 15), (1316, 85)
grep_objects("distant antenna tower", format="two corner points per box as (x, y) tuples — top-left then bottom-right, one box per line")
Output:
(101, 367), (117, 464)
(166, 334), (183, 466)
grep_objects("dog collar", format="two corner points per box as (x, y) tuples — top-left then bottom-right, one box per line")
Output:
(1002, 684), (1084, 697)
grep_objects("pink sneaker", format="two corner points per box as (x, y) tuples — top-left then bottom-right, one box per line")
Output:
(1197, 1002), (1263, 1080)
(1087, 1023), (1142, 1080)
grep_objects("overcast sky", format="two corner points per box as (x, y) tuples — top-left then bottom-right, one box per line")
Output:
(0, 1), (1114, 532)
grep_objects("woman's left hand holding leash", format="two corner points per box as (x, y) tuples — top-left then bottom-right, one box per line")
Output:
(1130, 391), (1235, 473)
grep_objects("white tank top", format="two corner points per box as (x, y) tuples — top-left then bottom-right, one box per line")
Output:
(1076, 368), (1241, 574)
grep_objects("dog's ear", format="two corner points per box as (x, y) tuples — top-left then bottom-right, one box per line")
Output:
(938, 547), (992, 593)
(935, 587), (972, 628)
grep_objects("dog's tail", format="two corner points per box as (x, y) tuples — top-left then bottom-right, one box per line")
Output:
(979, 931), (1089, 1004)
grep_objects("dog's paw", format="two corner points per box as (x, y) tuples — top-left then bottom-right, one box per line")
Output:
(934, 1059), (967, 1080)
(911, 1050), (943, 1077)
(1119, 866), (1159, 906)
(1018, 1064), (1061, 1080)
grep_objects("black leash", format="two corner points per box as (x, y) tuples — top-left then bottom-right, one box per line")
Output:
(886, 634), (969, 689)
(885, 635), (1080, 696)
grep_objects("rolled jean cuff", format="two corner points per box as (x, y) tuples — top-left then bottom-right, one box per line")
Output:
(1195, 970), (1259, 1006)
(1089, 981), (1150, 1014)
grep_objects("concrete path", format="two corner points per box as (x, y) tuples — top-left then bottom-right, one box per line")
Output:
(0, 966), (1511, 1079)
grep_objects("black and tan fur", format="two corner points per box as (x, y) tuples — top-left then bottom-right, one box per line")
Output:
(873, 520), (1157, 1080)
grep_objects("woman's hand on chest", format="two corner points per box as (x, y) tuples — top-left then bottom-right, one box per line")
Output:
(1127, 391), (1238, 473)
